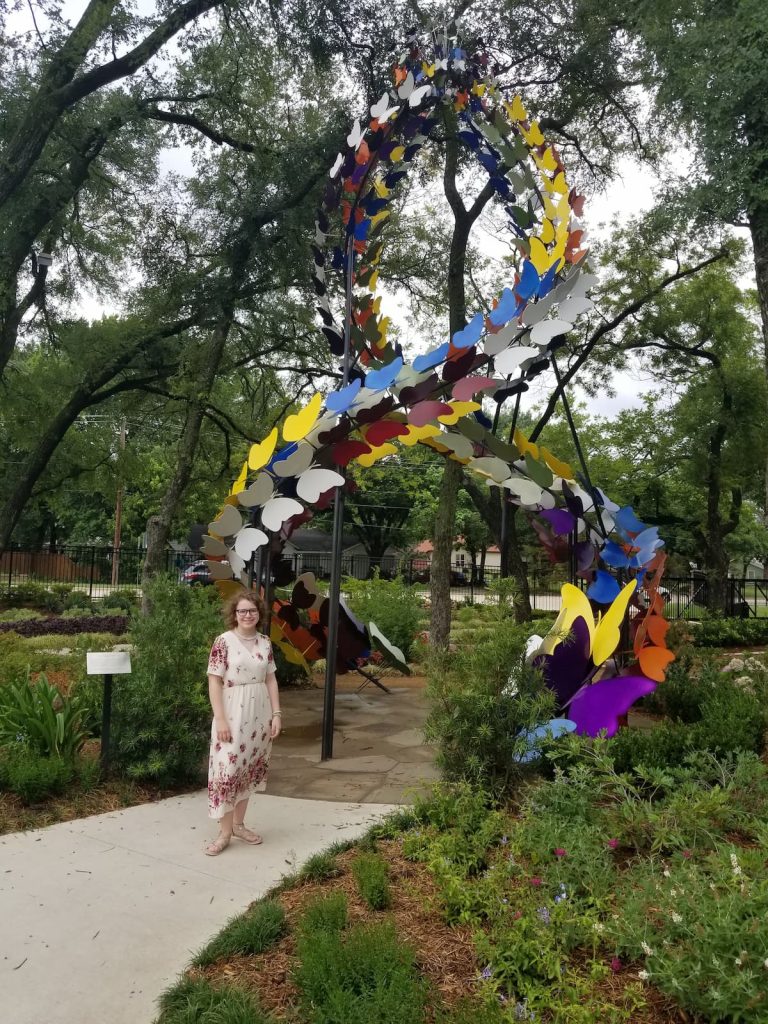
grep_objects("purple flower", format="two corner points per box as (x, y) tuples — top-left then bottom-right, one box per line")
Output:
(529, 876), (543, 887)
(537, 906), (551, 925)
(610, 957), (622, 973)
(554, 847), (567, 858)
(501, 834), (509, 845)
(480, 964), (492, 981)
(554, 883), (567, 904)
(607, 838), (619, 849)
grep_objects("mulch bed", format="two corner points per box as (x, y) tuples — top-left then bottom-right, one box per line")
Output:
(188, 839), (689, 1022)
(190, 840), (478, 1019)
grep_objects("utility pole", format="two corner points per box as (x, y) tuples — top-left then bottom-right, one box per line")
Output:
(111, 418), (127, 587)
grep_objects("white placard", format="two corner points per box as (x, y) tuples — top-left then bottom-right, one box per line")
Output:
(86, 651), (131, 675)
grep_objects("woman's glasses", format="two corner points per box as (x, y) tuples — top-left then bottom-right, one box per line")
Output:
(236, 608), (258, 615)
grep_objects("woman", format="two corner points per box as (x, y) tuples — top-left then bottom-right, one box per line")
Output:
(205, 588), (281, 856)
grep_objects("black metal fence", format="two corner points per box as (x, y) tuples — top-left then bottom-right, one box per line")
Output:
(2, 545), (766, 618)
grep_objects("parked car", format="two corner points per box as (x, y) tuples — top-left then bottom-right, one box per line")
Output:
(179, 560), (213, 585)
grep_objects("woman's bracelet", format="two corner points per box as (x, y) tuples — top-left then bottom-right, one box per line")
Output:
(271, 709), (282, 717)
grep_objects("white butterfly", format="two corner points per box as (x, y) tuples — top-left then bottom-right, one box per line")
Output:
(329, 153), (343, 179)
(296, 468), (345, 503)
(261, 497), (304, 532)
(346, 119), (365, 149)
(495, 345), (538, 377)
(530, 318), (573, 346)
(233, 527), (269, 560)
(397, 71), (415, 100)
(408, 84), (432, 108)
(370, 92), (400, 122)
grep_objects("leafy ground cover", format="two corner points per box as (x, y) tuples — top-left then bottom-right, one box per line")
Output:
(160, 746), (768, 1023)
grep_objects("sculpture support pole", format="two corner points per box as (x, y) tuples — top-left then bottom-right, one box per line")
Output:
(321, 230), (355, 760)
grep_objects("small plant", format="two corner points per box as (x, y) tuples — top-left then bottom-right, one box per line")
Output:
(156, 976), (273, 1024)
(0, 631), (31, 682)
(0, 673), (88, 758)
(426, 616), (556, 794)
(298, 891), (348, 936)
(351, 852), (391, 910)
(298, 849), (341, 882)
(192, 900), (286, 967)
(63, 591), (94, 612)
(293, 920), (427, 1024)
(343, 573), (424, 660)
(0, 745), (74, 803)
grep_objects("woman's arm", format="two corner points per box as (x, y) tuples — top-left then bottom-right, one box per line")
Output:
(265, 671), (281, 739)
(208, 674), (231, 742)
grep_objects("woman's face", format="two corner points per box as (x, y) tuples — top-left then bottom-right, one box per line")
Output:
(235, 601), (260, 627)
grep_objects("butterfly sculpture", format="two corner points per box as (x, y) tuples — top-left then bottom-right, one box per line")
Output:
(204, 26), (673, 728)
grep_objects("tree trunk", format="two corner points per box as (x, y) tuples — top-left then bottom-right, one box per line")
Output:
(140, 318), (231, 611)
(429, 115), (496, 648)
(430, 459), (462, 647)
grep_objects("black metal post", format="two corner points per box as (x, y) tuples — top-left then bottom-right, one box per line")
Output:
(7, 547), (13, 597)
(321, 230), (355, 761)
(89, 546), (96, 599)
(100, 673), (113, 778)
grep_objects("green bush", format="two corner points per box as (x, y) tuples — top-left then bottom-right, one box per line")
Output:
(0, 673), (89, 758)
(7, 582), (63, 612)
(351, 852), (391, 910)
(0, 745), (74, 803)
(192, 900), (286, 967)
(343, 574), (423, 660)
(101, 590), (139, 613)
(298, 891), (348, 936)
(0, 631), (31, 683)
(293, 920), (427, 1024)
(63, 591), (94, 612)
(156, 977), (273, 1024)
(610, 667), (767, 775)
(112, 575), (222, 785)
(425, 617), (556, 794)
(691, 616), (768, 647)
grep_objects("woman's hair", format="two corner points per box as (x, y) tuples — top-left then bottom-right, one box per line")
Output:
(222, 588), (267, 632)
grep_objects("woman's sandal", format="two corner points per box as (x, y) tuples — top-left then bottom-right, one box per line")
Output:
(205, 832), (232, 857)
(232, 823), (263, 845)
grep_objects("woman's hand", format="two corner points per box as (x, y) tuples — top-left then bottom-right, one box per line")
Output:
(215, 718), (232, 743)
(271, 715), (282, 740)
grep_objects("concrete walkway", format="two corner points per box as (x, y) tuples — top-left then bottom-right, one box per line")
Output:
(0, 792), (396, 1024)
(0, 677), (438, 1024)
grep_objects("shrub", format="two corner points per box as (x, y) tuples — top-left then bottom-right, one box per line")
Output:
(100, 590), (139, 613)
(298, 850), (341, 882)
(0, 746), (74, 803)
(0, 673), (89, 758)
(63, 591), (94, 612)
(425, 617), (556, 794)
(7, 582), (63, 612)
(0, 631), (31, 683)
(343, 574), (423, 660)
(156, 977), (272, 1024)
(691, 616), (768, 647)
(610, 667), (767, 775)
(351, 852), (391, 910)
(293, 920), (427, 1024)
(111, 576), (222, 785)
(192, 900), (286, 966)
(298, 891), (348, 936)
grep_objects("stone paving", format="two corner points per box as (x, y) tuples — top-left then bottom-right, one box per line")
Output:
(268, 676), (439, 803)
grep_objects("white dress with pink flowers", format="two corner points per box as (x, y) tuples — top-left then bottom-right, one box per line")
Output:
(206, 630), (275, 819)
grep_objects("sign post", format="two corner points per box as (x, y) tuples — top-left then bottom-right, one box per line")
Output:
(86, 651), (132, 778)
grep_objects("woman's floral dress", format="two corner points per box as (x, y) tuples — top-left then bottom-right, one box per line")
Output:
(206, 630), (275, 819)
